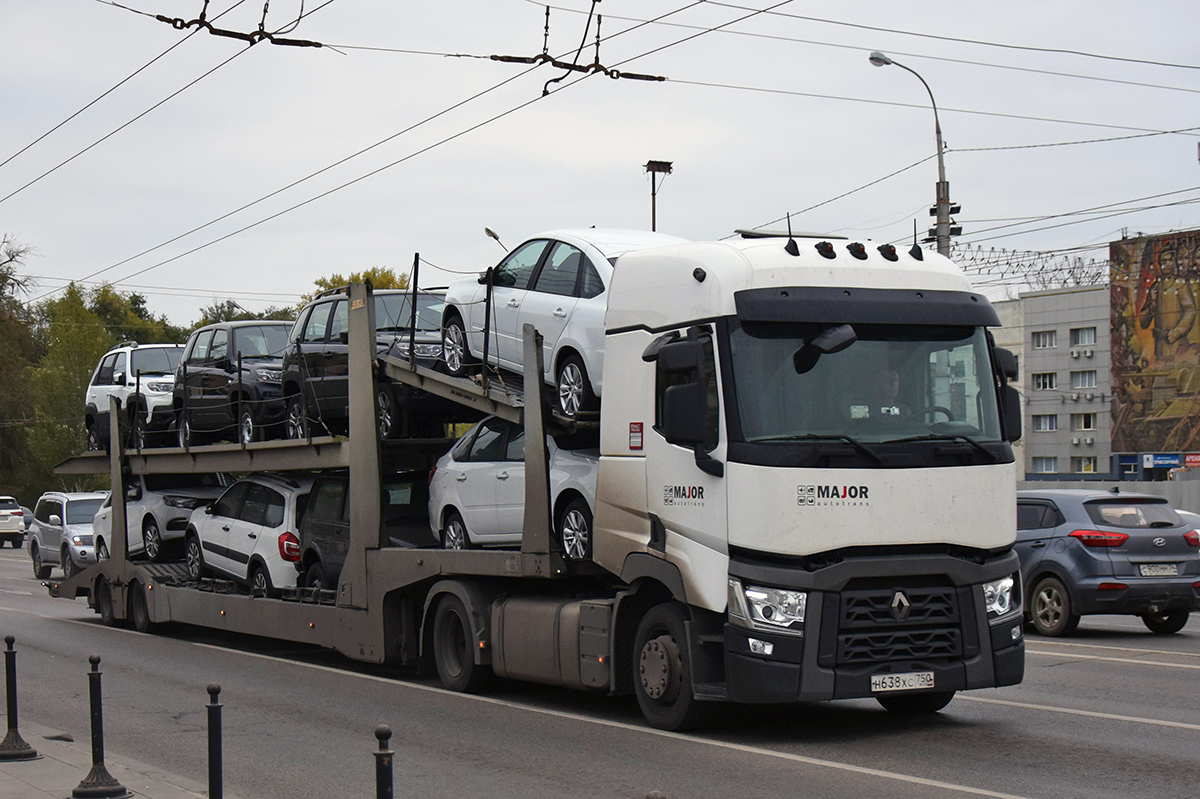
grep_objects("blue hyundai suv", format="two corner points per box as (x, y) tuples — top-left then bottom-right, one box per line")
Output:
(1016, 488), (1200, 636)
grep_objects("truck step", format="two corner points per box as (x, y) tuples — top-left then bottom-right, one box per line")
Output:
(693, 682), (729, 701)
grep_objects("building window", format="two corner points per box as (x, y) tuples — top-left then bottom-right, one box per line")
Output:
(1032, 330), (1057, 349)
(1071, 413), (1097, 431)
(1070, 370), (1097, 389)
(1033, 415), (1058, 432)
(1033, 372), (1057, 390)
(1070, 327), (1097, 347)
(1032, 457), (1058, 473)
(1071, 456), (1098, 473)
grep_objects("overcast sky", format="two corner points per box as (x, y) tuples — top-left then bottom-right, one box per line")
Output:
(3, 0), (1199, 326)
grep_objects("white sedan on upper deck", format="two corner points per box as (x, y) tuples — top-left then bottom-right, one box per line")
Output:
(440, 229), (685, 417)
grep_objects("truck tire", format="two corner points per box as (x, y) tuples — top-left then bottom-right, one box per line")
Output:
(1030, 576), (1079, 637)
(1141, 609), (1189, 634)
(877, 691), (955, 715)
(31, 544), (51, 580)
(558, 498), (593, 560)
(96, 579), (120, 628)
(129, 582), (156, 634)
(632, 602), (713, 731)
(432, 595), (492, 693)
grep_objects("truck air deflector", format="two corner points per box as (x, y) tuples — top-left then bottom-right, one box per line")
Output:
(734, 287), (1001, 327)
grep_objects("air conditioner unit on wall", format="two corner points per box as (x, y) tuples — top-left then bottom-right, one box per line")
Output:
(1071, 437), (1080, 445)
(1086, 392), (1095, 401)
(1070, 393), (1080, 400)
(1070, 349), (1080, 358)
(1084, 349), (1094, 357)
(1084, 437), (1094, 445)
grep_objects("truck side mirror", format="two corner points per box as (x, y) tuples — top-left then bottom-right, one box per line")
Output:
(662, 382), (707, 446)
(1003, 384), (1022, 443)
(658, 340), (703, 373)
(994, 347), (1018, 381)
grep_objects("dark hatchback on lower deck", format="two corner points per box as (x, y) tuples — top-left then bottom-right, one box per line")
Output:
(1016, 488), (1200, 636)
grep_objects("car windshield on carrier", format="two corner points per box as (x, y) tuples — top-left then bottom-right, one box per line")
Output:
(376, 293), (444, 332)
(727, 322), (1003, 445)
(66, 498), (105, 524)
(130, 347), (181, 375)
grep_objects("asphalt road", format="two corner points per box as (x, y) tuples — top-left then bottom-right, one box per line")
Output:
(1, 545), (1198, 799)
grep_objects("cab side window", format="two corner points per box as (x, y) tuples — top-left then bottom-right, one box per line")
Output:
(654, 331), (720, 451)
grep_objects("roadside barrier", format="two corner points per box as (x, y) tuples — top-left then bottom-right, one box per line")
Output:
(374, 724), (393, 799)
(71, 654), (130, 798)
(208, 684), (224, 799)
(0, 635), (38, 761)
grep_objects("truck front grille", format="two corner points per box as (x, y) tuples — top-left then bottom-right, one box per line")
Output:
(837, 628), (962, 664)
(840, 586), (959, 627)
(833, 584), (966, 665)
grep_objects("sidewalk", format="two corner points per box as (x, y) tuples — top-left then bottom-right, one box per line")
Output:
(0, 720), (229, 799)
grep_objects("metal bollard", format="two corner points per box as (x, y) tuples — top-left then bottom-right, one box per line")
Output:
(0, 635), (38, 761)
(71, 655), (129, 798)
(207, 684), (223, 799)
(374, 724), (393, 799)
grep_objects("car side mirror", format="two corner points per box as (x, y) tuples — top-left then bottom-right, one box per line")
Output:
(126, 485), (142, 501)
(113, 371), (126, 385)
(338, 330), (350, 345)
(204, 503), (216, 515)
(49, 514), (62, 526)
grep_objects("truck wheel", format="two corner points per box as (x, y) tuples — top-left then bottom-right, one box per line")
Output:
(1141, 609), (1189, 634)
(185, 533), (208, 580)
(96, 580), (120, 628)
(304, 562), (326, 590)
(144, 519), (165, 562)
(633, 602), (713, 731)
(130, 582), (156, 634)
(441, 314), (475, 378)
(285, 397), (307, 440)
(877, 691), (956, 714)
(432, 595), (492, 693)
(558, 498), (593, 560)
(62, 547), (77, 579)
(556, 354), (597, 418)
(376, 386), (400, 440)
(1030, 576), (1079, 636)
(31, 544), (51, 580)
(239, 407), (260, 445)
(441, 512), (473, 550)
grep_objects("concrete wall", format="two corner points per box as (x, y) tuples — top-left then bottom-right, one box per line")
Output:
(1017, 479), (1200, 514)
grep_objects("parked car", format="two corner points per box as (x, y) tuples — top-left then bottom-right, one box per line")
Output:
(296, 469), (434, 589)
(85, 341), (185, 450)
(1016, 488), (1200, 636)
(428, 416), (598, 559)
(93, 472), (233, 562)
(28, 491), (108, 579)
(184, 474), (314, 595)
(440, 229), (686, 417)
(174, 321), (293, 446)
(0, 496), (25, 548)
(281, 288), (461, 440)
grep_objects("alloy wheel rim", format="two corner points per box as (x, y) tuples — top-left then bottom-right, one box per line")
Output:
(444, 521), (466, 549)
(145, 524), (160, 559)
(558, 365), (583, 417)
(562, 510), (588, 559)
(286, 403), (304, 439)
(377, 392), (393, 438)
(241, 412), (254, 444)
(187, 541), (201, 577)
(444, 327), (464, 372)
(1036, 587), (1062, 628)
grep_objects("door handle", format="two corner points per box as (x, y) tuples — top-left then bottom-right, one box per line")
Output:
(507, 299), (520, 307)
(456, 474), (467, 482)
(553, 308), (567, 318)
(222, 525), (231, 531)
(1030, 541), (1046, 549)
(247, 533), (257, 539)
(497, 471), (509, 480)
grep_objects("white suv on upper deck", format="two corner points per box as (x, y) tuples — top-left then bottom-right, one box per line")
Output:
(440, 229), (685, 417)
(85, 341), (184, 450)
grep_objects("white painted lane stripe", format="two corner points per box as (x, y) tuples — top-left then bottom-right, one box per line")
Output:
(190, 643), (1031, 799)
(1026, 648), (1200, 671)
(958, 696), (1200, 732)
(1030, 639), (1200, 659)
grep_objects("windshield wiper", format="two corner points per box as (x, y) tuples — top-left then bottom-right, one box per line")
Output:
(755, 434), (882, 463)
(885, 434), (1001, 462)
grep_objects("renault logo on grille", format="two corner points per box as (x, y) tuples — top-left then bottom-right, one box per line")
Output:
(890, 591), (911, 621)
(1153, 537), (1167, 548)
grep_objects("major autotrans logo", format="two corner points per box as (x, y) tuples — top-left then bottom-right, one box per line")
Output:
(663, 485), (705, 507)
(797, 484), (870, 507)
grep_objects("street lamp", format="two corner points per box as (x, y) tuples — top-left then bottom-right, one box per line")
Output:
(644, 160), (673, 232)
(869, 50), (952, 257)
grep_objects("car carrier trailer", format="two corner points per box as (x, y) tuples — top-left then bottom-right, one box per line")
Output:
(51, 233), (1028, 730)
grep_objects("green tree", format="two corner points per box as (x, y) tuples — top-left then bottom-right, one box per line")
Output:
(90, 283), (187, 343)
(301, 267), (409, 305)
(192, 299), (296, 329)
(0, 235), (38, 497)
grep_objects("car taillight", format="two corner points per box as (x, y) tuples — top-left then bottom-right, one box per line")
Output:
(1186, 530), (1200, 547)
(13, 510), (22, 516)
(278, 532), (300, 562)
(428, 466), (437, 485)
(1069, 529), (1129, 547)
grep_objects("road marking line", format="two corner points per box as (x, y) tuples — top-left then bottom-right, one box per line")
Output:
(1030, 639), (1200, 658)
(0, 588), (32, 595)
(958, 696), (1200, 732)
(190, 643), (1030, 799)
(1026, 648), (1200, 671)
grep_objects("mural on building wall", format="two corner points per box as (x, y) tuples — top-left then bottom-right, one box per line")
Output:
(1111, 229), (1200, 452)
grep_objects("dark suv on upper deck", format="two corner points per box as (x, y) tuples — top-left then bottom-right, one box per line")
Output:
(173, 320), (293, 446)
(281, 288), (467, 440)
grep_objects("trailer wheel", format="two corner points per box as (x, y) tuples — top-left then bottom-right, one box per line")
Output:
(31, 544), (51, 580)
(633, 602), (713, 731)
(129, 582), (156, 634)
(877, 691), (955, 715)
(432, 595), (492, 693)
(96, 580), (119, 628)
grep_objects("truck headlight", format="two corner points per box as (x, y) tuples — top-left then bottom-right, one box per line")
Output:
(983, 574), (1020, 619)
(728, 578), (806, 635)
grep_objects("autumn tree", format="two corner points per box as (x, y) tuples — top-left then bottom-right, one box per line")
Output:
(192, 299), (296, 329)
(301, 266), (409, 305)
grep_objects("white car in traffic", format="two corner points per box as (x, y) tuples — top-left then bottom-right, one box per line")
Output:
(428, 416), (598, 559)
(440, 229), (686, 417)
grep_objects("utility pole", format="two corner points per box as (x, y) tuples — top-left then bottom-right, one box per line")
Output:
(644, 160), (673, 232)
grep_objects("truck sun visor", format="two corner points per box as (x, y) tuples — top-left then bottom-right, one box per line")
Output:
(734, 286), (1001, 327)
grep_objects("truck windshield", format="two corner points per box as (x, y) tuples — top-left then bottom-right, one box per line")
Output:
(728, 322), (1003, 445)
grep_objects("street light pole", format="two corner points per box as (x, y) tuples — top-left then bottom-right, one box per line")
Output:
(869, 51), (951, 257)
(644, 160), (673, 232)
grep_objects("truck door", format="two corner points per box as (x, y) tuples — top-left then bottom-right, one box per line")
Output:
(644, 329), (729, 562)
